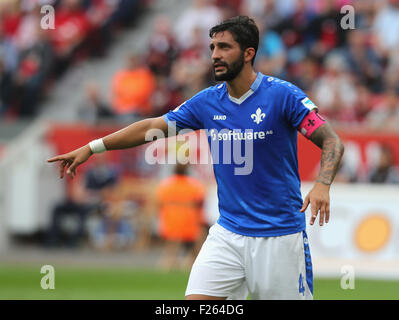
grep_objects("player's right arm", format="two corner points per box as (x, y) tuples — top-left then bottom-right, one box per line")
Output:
(47, 116), (169, 179)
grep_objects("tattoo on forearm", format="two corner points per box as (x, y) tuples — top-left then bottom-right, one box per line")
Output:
(310, 124), (345, 185)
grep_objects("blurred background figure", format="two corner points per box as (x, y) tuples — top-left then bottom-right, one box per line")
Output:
(78, 81), (114, 125)
(255, 22), (287, 78)
(91, 194), (136, 251)
(13, 26), (54, 117)
(0, 57), (13, 116)
(45, 176), (92, 248)
(174, 0), (222, 51)
(311, 52), (357, 123)
(50, 0), (91, 76)
(156, 162), (207, 271)
(146, 15), (179, 77)
(366, 144), (399, 184)
(343, 28), (382, 92)
(111, 52), (156, 122)
(366, 89), (399, 132)
(372, 0), (399, 58)
(45, 152), (120, 248)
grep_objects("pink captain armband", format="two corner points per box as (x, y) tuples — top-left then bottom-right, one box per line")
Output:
(298, 110), (326, 139)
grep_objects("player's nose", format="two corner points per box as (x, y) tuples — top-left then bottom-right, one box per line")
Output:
(211, 48), (222, 61)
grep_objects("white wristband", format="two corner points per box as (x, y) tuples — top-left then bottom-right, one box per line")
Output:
(89, 138), (106, 154)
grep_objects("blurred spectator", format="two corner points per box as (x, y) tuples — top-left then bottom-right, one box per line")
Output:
(307, 0), (347, 60)
(83, 0), (117, 57)
(367, 144), (399, 184)
(91, 196), (136, 251)
(255, 23), (287, 77)
(240, 0), (283, 28)
(14, 4), (41, 52)
(50, 0), (91, 76)
(52, 0), (91, 55)
(84, 152), (120, 197)
(111, 53), (156, 120)
(343, 29), (382, 92)
(311, 52), (357, 122)
(169, 29), (211, 101)
(1, 0), (21, 38)
(351, 83), (373, 124)
(273, 0), (316, 64)
(366, 89), (399, 131)
(274, 0), (298, 19)
(215, 0), (243, 18)
(78, 81), (114, 124)
(146, 15), (179, 76)
(170, 56), (211, 101)
(13, 27), (54, 117)
(106, 0), (142, 28)
(384, 50), (399, 92)
(372, 0), (399, 57)
(156, 162), (207, 270)
(0, 23), (18, 73)
(334, 141), (363, 183)
(353, 0), (378, 30)
(86, 153), (139, 250)
(240, 0), (267, 21)
(151, 75), (184, 117)
(45, 177), (93, 248)
(0, 57), (13, 116)
(306, 0), (353, 15)
(174, 0), (222, 50)
(258, 0), (283, 29)
(46, 153), (120, 248)
(290, 55), (320, 93)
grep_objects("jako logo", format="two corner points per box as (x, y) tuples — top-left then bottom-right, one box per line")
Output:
(213, 115), (227, 120)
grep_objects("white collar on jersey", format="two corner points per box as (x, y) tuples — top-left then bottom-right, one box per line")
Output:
(228, 89), (254, 104)
(227, 72), (264, 105)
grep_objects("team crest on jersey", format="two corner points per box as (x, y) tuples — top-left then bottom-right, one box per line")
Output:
(251, 108), (266, 124)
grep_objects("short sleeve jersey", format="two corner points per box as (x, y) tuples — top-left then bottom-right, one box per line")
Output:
(163, 72), (318, 236)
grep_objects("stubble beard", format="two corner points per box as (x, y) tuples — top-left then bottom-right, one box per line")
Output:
(214, 52), (245, 82)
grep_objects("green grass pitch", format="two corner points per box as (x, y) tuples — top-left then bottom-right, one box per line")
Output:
(0, 265), (398, 300)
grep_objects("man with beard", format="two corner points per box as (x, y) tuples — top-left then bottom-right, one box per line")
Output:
(48, 16), (344, 300)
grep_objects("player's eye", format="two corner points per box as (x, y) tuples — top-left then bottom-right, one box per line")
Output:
(219, 43), (231, 50)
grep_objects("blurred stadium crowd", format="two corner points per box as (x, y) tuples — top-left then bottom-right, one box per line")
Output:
(2, 0), (399, 257)
(0, 0), (146, 118)
(1, 0), (399, 128)
(79, 0), (399, 130)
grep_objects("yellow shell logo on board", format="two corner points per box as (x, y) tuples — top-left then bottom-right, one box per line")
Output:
(354, 214), (391, 253)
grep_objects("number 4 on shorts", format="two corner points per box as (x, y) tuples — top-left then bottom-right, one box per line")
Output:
(299, 273), (305, 296)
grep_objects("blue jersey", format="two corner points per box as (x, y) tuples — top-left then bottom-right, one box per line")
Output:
(163, 72), (318, 237)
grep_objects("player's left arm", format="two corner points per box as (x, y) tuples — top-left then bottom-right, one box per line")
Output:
(299, 111), (345, 226)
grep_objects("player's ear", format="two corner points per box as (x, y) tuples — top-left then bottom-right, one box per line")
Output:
(244, 47), (256, 64)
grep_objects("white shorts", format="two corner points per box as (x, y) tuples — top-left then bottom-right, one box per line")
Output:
(185, 223), (313, 300)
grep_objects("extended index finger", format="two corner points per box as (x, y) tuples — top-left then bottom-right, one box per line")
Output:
(47, 155), (66, 162)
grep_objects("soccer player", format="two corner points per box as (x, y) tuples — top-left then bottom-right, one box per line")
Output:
(47, 16), (344, 300)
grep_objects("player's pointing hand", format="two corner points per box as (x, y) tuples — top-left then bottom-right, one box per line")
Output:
(47, 145), (93, 179)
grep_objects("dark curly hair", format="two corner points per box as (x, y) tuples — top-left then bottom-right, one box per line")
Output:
(209, 16), (259, 66)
